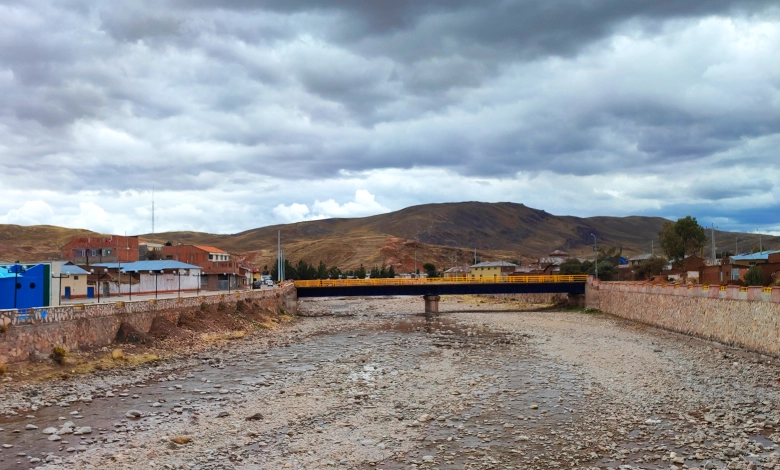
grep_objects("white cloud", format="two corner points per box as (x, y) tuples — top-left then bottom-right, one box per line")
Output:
(272, 203), (312, 223)
(0, 200), (55, 226)
(310, 190), (389, 218)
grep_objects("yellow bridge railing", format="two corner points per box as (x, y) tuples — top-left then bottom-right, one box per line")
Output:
(294, 274), (588, 288)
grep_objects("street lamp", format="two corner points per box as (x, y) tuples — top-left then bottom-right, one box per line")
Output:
(52, 271), (69, 306)
(150, 270), (158, 299)
(591, 234), (598, 280)
(178, 269), (185, 299)
(90, 268), (108, 303)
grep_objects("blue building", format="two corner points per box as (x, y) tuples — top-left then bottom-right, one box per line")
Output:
(0, 263), (49, 310)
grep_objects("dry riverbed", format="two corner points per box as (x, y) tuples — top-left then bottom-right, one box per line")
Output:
(1, 296), (780, 470)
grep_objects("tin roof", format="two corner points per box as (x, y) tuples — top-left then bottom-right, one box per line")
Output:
(92, 260), (201, 272)
(61, 264), (89, 275)
(194, 245), (227, 254)
(471, 261), (518, 268)
(730, 250), (780, 261)
(444, 266), (471, 273)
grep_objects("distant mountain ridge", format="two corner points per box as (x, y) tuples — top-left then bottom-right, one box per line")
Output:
(2, 202), (777, 272)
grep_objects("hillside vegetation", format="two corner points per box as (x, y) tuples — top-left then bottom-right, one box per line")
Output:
(2, 202), (777, 272)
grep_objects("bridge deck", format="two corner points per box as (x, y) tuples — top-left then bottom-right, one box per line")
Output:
(294, 275), (587, 297)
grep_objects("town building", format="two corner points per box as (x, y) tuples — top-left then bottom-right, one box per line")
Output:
(58, 263), (90, 300)
(139, 242), (164, 260)
(61, 235), (139, 265)
(443, 266), (471, 279)
(470, 261), (517, 279)
(0, 263), (48, 309)
(161, 245), (240, 290)
(91, 260), (202, 297)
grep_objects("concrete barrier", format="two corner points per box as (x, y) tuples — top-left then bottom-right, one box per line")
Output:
(0, 285), (297, 365)
(588, 280), (780, 356)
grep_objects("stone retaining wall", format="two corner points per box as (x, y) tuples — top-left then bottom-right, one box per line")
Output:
(0, 284), (297, 365)
(482, 293), (568, 304)
(590, 279), (780, 356)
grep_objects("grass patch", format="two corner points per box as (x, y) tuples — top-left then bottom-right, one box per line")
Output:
(200, 330), (246, 342)
(68, 351), (161, 376)
(51, 345), (68, 365)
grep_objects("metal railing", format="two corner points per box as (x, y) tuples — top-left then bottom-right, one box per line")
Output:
(294, 274), (588, 288)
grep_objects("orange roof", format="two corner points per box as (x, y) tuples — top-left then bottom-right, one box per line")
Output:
(194, 245), (227, 253)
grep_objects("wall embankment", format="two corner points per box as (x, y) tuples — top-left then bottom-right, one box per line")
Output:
(0, 284), (297, 365)
(589, 279), (780, 356)
(482, 293), (567, 304)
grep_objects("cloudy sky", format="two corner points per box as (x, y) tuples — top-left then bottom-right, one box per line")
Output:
(1, 0), (779, 236)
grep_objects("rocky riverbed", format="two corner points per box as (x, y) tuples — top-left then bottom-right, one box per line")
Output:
(1, 295), (780, 469)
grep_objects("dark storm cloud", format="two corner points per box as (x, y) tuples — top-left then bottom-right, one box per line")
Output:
(1, 0), (779, 232)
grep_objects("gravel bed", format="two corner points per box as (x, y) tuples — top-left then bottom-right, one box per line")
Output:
(0, 296), (778, 470)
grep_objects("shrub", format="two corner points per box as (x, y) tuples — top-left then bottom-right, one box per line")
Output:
(744, 266), (765, 287)
(200, 302), (208, 311)
(51, 345), (68, 365)
(111, 349), (124, 360)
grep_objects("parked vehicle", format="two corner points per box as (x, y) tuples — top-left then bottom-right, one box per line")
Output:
(264, 279), (274, 286)
(252, 280), (261, 289)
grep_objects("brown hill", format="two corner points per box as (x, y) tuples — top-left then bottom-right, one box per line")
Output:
(0, 225), (97, 263)
(140, 202), (779, 272)
(2, 202), (777, 271)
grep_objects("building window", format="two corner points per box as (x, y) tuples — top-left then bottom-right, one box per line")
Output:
(209, 254), (214, 260)
(731, 268), (740, 280)
(91, 250), (97, 256)
(73, 275), (79, 280)
(105, 249), (112, 255)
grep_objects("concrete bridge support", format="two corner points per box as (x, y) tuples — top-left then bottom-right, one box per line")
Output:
(423, 295), (441, 314)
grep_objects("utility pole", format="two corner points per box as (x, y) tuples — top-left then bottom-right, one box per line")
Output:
(757, 229), (763, 253)
(711, 224), (716, 266)
(651, 240), (654, 256)
(591, 234), (598, 280)
(414, 250), (417, 276)
(277, 230), (281, 284)
(474, 247), (477, 265)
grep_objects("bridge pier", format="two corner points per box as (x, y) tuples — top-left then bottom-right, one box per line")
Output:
(423, 295), (441, 314)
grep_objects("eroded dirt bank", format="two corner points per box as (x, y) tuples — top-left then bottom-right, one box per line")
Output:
(1, 296), (780, 470)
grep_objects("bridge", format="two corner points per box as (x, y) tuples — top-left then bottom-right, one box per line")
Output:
(294, 275), (588, 313)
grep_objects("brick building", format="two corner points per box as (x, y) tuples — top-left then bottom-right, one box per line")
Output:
(161, 245), (241, 290)
(61, 235), (139, 265)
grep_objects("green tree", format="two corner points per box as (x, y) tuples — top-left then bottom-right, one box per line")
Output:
(370, 265), (381, 279)
(580, 260), (594, 274)
(327, 266), (342, 279)
(387, 266), (396, 278)
(423, 263), (438, 278)
(355, 264), (367, 279)
(559, 259), (583, 275)
(633, 256), (668, 280)
(659, 216), (706, 267)
(316, 261), (328, 280)
(744, 266), (765, 286)
(588, 261), (617, 281)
